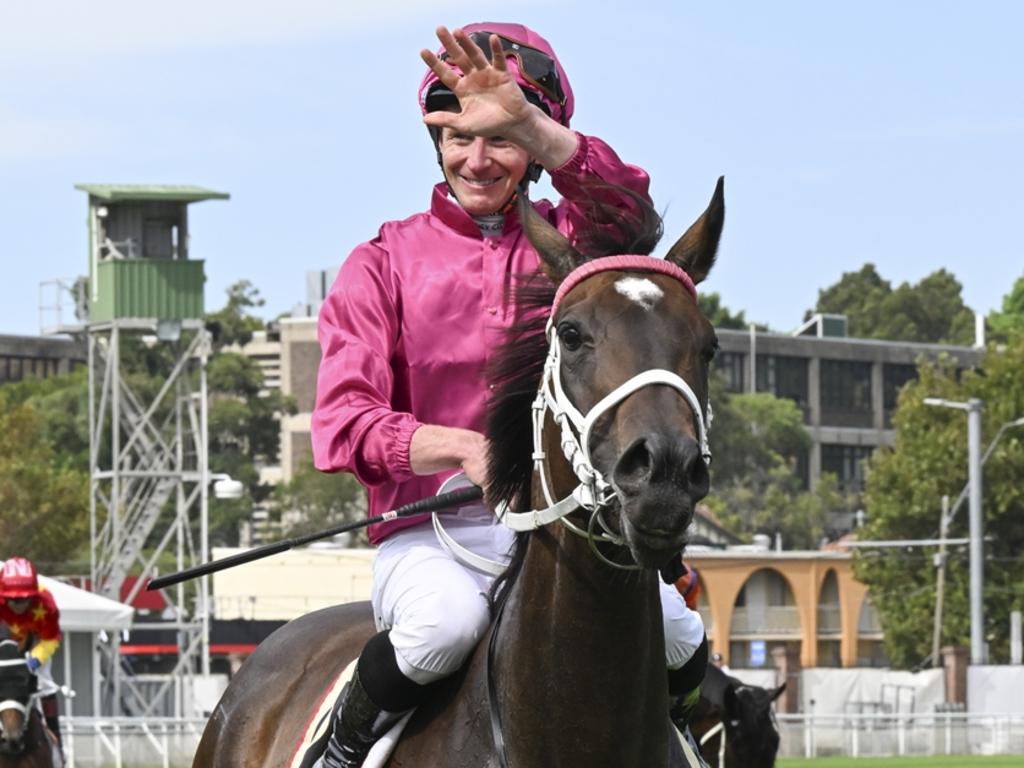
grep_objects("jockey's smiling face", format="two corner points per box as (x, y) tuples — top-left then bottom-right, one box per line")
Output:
(5, 598), (30, 615)
(439, 128), (530, 216)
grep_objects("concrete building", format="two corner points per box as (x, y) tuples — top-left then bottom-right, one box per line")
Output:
(715, 319), (982, 493)
(278, 316), (319, 480)
(0, 333), (85, 383)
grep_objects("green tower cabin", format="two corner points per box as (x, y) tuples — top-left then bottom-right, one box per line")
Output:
(75, 184), (229, 322)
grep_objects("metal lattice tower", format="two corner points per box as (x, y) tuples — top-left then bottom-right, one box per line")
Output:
(79, 184), (229, 716)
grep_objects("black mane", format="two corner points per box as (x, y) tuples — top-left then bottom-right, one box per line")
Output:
(484, 185), (664, 605)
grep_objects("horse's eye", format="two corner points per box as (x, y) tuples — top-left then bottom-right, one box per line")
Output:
(702, 342), (720, 363)
(557, 323), (583, 351)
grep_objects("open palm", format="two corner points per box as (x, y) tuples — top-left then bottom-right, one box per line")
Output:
(421, 27), (534, 138)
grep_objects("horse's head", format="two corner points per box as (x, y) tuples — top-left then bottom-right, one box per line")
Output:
(518, 179), (724, 567)
(0, 637), (37, 755)
(722, 681), (786, 768)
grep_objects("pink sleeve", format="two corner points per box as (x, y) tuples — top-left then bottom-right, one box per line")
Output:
(311, 240), (422, 486)
(547, 132), (652, 234)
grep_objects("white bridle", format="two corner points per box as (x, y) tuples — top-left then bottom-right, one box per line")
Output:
(435, 255), (712, 575)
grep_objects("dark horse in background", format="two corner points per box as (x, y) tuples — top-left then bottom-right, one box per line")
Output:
(0, 628), (59, 767)
(194, 178), (726, 768)
(691, 663), (785, 768)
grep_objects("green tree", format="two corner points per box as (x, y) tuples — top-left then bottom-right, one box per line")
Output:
(855, 338), (1024, 667)
(0, 368), (90, 471)
(987, 272), (1024, 343)
(204, 283), (296, 546)
(704, 378), (839, 549)
(273, 462), (367, 544)
(813, 263), (974, 344)
(0, 395), (89, 571)
(205, 280), (266, 348)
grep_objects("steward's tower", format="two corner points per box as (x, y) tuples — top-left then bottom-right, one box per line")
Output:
(78, 184), (229, 716)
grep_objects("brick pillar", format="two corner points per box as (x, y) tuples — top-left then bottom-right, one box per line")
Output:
(941, 645), (969, 706)
(771, 645), (802, 713)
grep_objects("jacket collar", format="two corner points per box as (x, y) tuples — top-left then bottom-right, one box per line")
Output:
(429, 183), (523, 239)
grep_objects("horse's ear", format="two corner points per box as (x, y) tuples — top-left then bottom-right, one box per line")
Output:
(517, 195), (585, 285)
(664, 176), (725, 285)
(770, 682), (786, 703)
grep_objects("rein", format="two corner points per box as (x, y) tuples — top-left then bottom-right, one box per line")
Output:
(700, 720), (727, 766)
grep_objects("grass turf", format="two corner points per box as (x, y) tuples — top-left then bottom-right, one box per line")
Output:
(778, 756), (1024, 767)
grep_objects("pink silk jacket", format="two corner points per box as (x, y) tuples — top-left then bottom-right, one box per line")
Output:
(311, 133), (650, 544)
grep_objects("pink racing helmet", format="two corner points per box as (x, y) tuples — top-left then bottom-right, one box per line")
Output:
(418, 22), (574, 128)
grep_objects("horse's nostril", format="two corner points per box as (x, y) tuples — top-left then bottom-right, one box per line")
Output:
(684, 450), (710, 498)
(613, 438), (652, 493)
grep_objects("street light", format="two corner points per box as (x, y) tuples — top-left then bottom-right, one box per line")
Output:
(923, 397), (985, 664)
(212, 474), (245, 500)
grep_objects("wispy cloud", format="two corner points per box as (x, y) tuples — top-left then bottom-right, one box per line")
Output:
(0, 0), (478, 59)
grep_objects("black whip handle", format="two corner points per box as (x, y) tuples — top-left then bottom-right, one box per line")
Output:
(146, 485), (483, 591)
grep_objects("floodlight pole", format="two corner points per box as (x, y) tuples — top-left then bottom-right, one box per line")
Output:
(199, 332), (211, 678)
(923, 397), (985, 664)
(931, 495), (949, 668)
(966, 399), (984, 664)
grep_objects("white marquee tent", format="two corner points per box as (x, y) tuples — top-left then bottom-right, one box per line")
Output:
(39, 575), (134, 632)
(38, 575), (134, 717)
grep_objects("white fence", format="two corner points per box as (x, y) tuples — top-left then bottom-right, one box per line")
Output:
(64, 718), (206, 768)
(61, 713), (1024, 765)
(777, 712), (1024, 759)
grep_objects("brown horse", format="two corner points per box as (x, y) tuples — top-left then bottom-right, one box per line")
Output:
(194, 178), (725, 768)
(690, 663), (785, 768)
(0, 632), (58, 768)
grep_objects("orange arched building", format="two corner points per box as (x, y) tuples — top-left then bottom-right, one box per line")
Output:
(685, 550), (885, 669)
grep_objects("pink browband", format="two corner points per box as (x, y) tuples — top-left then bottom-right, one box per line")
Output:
(551, 255), (697, 315)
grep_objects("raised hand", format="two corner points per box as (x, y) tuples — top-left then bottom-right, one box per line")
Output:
(420, 26), (535, 139)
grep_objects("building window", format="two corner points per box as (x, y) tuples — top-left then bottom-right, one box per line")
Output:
(1, 356), (23, 382)
(756, 354), (809, 421)
(821, 443), (874, 492)
(883, 363), (917, 427)
(820, 359), (873, 427)
(715, 352), (745, 393)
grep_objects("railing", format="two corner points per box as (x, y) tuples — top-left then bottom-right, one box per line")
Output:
(816, 604), (841, 634)
(64, 717), (207, 768)
(776, 712), (1024, 759)
(59, 712), (1024, 764)
(730, 605), (802, 635)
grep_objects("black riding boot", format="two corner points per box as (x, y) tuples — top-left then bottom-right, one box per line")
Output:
(41, 693), (62, 750)
(314, 668), (406, 768)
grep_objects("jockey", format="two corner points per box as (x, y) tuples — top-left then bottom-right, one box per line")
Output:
(311, 22), (708, 767)
(0, 556), (62, 749)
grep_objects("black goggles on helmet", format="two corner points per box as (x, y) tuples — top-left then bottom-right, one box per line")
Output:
(440, 31), (566, 114)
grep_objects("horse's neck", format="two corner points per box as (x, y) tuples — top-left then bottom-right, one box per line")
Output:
(494, 481), (669, 764)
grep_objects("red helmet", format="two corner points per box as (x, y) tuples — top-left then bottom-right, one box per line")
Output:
(418, 22), (575, 128)
(0, 557), (39, 599)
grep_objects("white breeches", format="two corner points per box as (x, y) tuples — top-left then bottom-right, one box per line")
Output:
(371, 504), (705, 684)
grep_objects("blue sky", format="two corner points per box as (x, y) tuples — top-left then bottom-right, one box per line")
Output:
(2, 1), (1021, 336)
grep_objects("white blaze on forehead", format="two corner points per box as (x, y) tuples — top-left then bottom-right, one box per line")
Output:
(614, 277), (663, 310)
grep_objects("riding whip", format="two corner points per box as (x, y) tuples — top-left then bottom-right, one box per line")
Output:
(146, 485), (483, 591)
